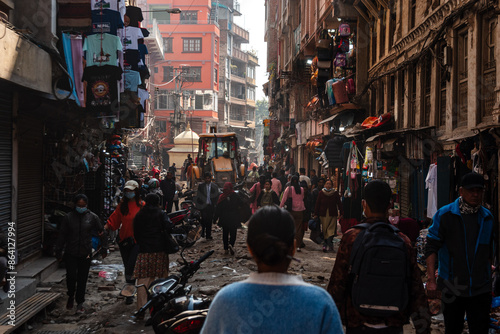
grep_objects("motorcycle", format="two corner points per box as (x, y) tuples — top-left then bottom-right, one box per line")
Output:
(121, 249), (214, 333)
(166, 196), (202, 248)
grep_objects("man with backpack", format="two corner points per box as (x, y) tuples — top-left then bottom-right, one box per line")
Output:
(327, 180), (430, 334)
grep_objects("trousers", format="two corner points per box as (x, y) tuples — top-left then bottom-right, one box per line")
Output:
(442, 292), (491, 334)
(119, 242), (139, 284)
(64, 253), (91, 304)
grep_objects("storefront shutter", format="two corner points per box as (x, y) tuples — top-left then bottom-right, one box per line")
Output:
(17, 112), (44, 261)
(0, 87), (12, 231)
(400, 161), (411, 218)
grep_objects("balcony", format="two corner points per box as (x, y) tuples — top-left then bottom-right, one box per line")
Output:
(232, 48), (248, 63)
(230, 95), (246, 106)
(247, 52), (259, 66)
(246, 99), (256, 107)
(246, 76), (256, 86)
(231, 73), (246, 84)
(145, 19), (165, 63)
(231, 23), (249, 43)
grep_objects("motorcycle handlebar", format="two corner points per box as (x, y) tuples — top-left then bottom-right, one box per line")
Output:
(195, 250), (214, 265)
(137, 298), (153, 314)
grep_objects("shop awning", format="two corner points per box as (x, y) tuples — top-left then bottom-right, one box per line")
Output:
(245, 137), (255, 142)
(319, 113), (341, 125)
(445, 130), (477, 142)
(318, 103), (360, 124)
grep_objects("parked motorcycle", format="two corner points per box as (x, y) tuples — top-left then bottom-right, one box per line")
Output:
(122, 249), (214, 333)
(167, 200), (202, 248)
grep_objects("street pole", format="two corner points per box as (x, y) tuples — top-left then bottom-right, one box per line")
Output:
(172, 67), (184, 138)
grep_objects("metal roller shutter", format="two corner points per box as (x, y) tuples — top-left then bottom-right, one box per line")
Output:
(17, 113), (44, 261)
(0, 87), (12, 231)
(400, 162), (410, 218)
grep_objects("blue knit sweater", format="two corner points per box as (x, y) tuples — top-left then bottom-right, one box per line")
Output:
(201, 272), (344, 334)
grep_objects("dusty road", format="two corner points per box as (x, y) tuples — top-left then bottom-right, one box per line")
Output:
(28, 225), (443, 333)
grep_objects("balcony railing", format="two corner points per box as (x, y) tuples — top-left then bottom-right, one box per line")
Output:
(231, 22), (249, 42)
(156, 19), (219, 26)
(232, 48), (248, 62)
(145, 19), (165, 61)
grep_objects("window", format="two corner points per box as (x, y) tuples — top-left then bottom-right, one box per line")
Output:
(409, 66), (416, 127)
(371, 26), (377, 65)
(481, 17), (497, 120)
(163, 66), (173, 82)
(180, 11), (198, 24)
(390, 75), (395, 112)
(155, 91), (175, 110)
(149, 6), (170, 24)
(214, 68), (218, 83)
(437, 42), (447, 128)
(380, 10), (386, 58)
(182, 67), (202, 82)
(410, 0), (416, 30)
(215, 39), (218, 55)
(248, 108), (255, 121)
(164, 37), (173, 53)
(183, 38), (202, 53)
(195, 95), (203, 109)
(456, 28), (468, 128)
(156, 120), (167, 133)
(423, 56), (432, 126)
(247, 66), (255, 79)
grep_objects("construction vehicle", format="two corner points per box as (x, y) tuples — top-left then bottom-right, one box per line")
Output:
(190, 132), (246, 189)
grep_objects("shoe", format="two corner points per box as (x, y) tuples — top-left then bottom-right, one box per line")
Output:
(228, 245), (235, 255)
(125, 296), (134, 305)
(76, 303), (85, 314)
(134, 313), (145, 321)
(322, 246), (327, 253)
(297, 248), (301, 252)
(224, 249), (229, 255)
(328, 245), (334, 251)
(300, 242), (305, 248)
(66, 297), (74, 310)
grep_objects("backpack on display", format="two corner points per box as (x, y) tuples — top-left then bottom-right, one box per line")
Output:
(334, 53), (347, 68)
(339, 23), (351, 37)
(326, 79), (336, 106)
(349, 222), (410, 318)
(347, 78), (356, 94)
(332, 80), (349, 104)
(337, 37), (350, 53)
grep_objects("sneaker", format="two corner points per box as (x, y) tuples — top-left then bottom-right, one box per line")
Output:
(66, 297), (74, 310)
(322, 246), (327, 253)
(125, 296), (134, 305)
(76, 303), (85, 314)
(297, 248), (301, 252)
(228, 245), (235, 255)
(224, 249), (229, 255)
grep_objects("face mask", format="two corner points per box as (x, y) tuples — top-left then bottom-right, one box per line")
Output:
(76, 207), (87, 214)
(125, 192), (136, 199)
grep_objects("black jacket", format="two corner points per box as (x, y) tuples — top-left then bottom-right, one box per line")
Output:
(56, 210), (104, 258)
(133, 206), (171, 253)
(160, 178), (176, 201)
(215, 194), (243, 229)
(195, 182), (220, 209)
(257, 190), (279, 207)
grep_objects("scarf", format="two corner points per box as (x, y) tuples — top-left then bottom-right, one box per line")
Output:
(459, 197), (480, 215)
(322, 188), (336, 196)
(218, 182), (234, 204)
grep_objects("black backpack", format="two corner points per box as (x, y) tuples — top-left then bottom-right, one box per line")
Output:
(348, 222), (410, 318)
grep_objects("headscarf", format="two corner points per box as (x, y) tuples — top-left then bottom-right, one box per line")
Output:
(218, 182), (235, 204)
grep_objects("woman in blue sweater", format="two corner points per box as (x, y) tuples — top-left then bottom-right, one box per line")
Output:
(201, 206), (343, 333)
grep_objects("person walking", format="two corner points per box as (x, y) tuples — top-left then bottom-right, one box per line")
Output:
(132, 193), (170, 318)
(257, 180), (280, 208)
(426, 172), (495, 334)
(249, 176), (265, 214)
(201, 206), (343, 334)
(172, 177), (183, 212)
(314, 179), (343, 252)
(299, 168), (311, 189)
(195, 172), (220, 240)
(327, 180), (431, 334)
(280, 176), (306, 252)
(104, 180), (143, 305)
(311, 178), (325, 210)
(56, 194), (107, 313)
(160, 171), (176, 213)
(246, 166), (259, 185)
(310, 169), (319, 189)
(168, 163), (177, 177)
(214, 182), (243, 256)
(271, 172), (282, 196)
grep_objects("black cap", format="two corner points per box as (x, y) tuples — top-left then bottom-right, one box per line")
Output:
(461, 172), (485, 189)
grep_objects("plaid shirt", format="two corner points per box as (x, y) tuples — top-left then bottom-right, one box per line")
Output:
(327, 217), (431, 333)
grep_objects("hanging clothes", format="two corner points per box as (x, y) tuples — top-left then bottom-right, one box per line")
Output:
(83, 33), (123, 67)
(425, 163), (438, 219)
(62, 33), (81, 107)
(90, 9), (124, 36)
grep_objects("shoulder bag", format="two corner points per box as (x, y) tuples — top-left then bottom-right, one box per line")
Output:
(284, 187), (293, 212)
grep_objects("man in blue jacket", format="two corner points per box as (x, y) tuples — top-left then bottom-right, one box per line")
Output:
(425, 172), (495, 334)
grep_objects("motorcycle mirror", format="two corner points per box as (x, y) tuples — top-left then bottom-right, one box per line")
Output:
(120, 283), (137, 297)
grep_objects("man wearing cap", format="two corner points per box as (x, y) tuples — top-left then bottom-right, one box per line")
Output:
(426, 172), (495, 334)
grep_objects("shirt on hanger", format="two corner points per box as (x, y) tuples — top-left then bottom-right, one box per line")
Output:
(120, 26), (144, 51)
(83, 33), (122, 67)
(124, 69), (142, 92)
(82, 65), (123, 113)
(125, 6), (143, 27)
(123, 49), (140, 71)
(138, 44), (148, 63)
(90, 9), (124, 36)
(91, 0), (119, 10)
(425, 163), (438, 219)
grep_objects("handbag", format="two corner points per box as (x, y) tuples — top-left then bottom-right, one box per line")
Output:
(284, 187), (293, 212)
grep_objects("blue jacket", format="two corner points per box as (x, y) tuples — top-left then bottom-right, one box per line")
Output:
(425, 198), (495, 297)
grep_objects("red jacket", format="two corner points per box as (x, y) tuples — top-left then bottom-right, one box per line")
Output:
(107, 200), (143, 241)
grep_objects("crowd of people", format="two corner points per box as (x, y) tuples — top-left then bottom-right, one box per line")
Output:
(53, 163), (495, 334)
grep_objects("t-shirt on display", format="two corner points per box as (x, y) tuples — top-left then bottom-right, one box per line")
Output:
(83, 33), (122, 67)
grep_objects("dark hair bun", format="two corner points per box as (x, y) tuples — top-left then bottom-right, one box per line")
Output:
(247, 206), (295, 266)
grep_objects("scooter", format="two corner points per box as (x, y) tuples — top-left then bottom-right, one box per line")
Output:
(166, 201), (202, 248)
(121, 249), (214, 334)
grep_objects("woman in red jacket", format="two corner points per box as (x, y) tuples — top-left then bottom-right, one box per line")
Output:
(314, 179), (343, 252)
(104, 180), (143, 304)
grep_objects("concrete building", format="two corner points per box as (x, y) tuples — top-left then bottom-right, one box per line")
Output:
(143, 0), (220, 164)
(213, 0), (259, 160)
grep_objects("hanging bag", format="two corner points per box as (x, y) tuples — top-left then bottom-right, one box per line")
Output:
(339, 23), (351, 37)
(284, 187), (293, 212)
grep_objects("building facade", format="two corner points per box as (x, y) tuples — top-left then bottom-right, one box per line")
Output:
(144, 0), (220, 164)
(214, 0), (259, 160)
